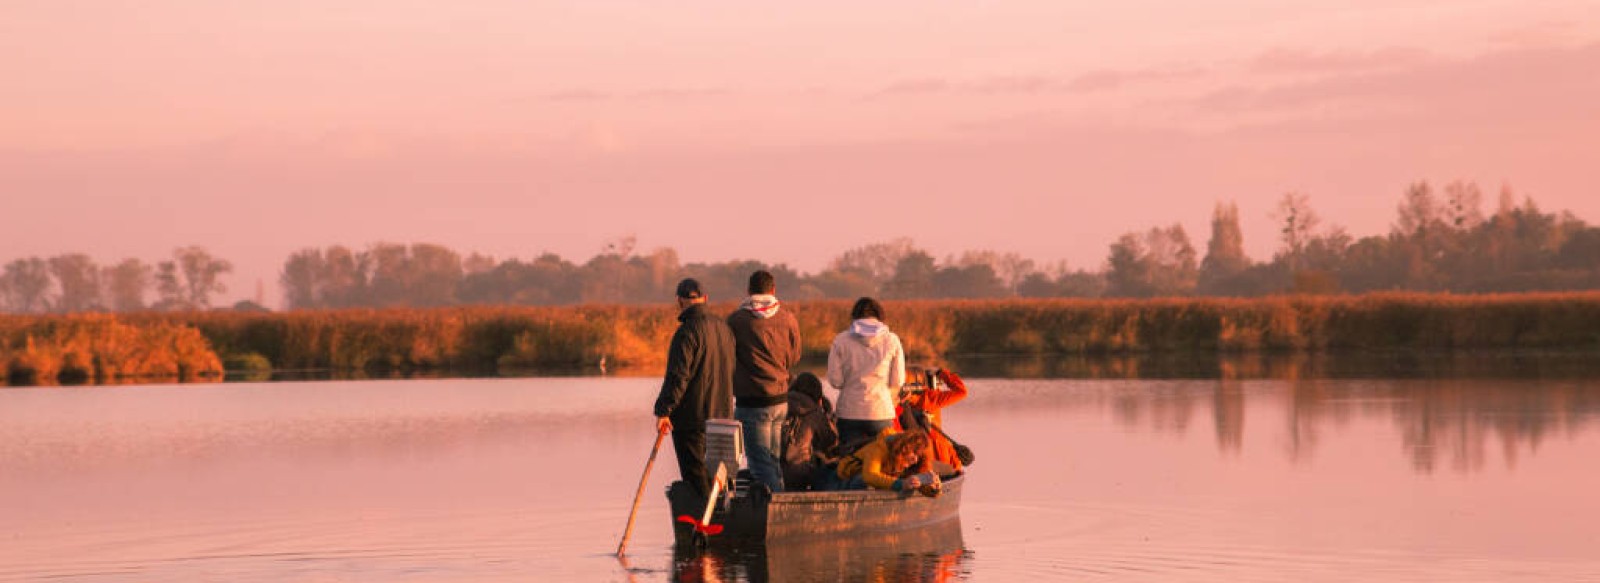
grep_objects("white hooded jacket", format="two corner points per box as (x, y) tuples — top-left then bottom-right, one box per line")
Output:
(825, 318), (906, 421)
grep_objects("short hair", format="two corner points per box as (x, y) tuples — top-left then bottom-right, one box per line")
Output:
(850, 297), (884, 321)
(748, 270), (776, 295)
(675, 278), (705, 299)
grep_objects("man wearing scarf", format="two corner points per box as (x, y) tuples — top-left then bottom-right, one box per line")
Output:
(727, 270), (802, 493)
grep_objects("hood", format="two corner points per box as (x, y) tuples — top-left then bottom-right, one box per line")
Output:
(787, 390), (818, 415)
(850, 318), (889, 343)
(740, 294), (781, 319)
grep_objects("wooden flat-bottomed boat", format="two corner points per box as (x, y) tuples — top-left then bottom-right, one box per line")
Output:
(666, 474), (964, 544)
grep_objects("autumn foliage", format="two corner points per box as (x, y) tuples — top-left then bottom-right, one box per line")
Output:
(4, 292), (1600, 385)
(0, 314), (223, 385)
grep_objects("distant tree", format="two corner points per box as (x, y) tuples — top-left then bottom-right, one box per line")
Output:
(882, 250), (937, 299)
(1018, 268), (1107, 298)
(1, 258), (53, 313)
(154, 261), (185, 310)
(1106, 225), (1197, 298)
(1556, 227), (1600, 270)
(281, 248), (324, 309)
(1105, 233), (1153, 297)
(829, 238), (916, 290)
(48, 253), (101, 312)
(1442, 181), (1485, 231)
(463, 252), (496, 275)
(1199, 201), (1251, 295)
(931, 263), (1007, 298)
(640, 248), (681, 299)
(803, 268), (877, 300)
(103, 258), (152, 312)
(1273, 192), (1321, 272)
(365, 242), (412, 306)
(407, 243), (462, 307)
(954, 250), (1034, 295)
(175, 246), (233, 309)
(231, 300), (271, 312)
(321, 245), (367, 307)
(1147, 224), (1199, 295)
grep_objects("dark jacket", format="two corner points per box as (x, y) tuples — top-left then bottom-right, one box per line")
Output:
(781, 389), (839, 489)
(653, 304), (736, 429)
(727, 303), (802, 408)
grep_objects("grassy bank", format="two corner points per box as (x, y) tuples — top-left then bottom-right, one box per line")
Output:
(5, 292), (1600, 385)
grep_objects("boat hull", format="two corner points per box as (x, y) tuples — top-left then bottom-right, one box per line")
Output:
(666, 475), (964, 543)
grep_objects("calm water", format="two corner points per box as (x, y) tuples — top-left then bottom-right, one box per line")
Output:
(3, 371), (1600, 581)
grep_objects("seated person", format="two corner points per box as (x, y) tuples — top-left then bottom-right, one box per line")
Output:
(834, 428), (940, 496)
(897, 369), (971, 474)
(781, 372), (840, 491)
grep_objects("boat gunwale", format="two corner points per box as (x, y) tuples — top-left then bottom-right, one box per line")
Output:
(758, 474), (965, 505)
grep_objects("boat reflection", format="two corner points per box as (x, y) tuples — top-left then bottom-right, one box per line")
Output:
(672, 519), (968, 583)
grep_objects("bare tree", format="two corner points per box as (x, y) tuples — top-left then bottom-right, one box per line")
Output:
(103, 258), (152, 312)
(175, 246), (233, 309)
(829, 238), (917, 283)
(1274, 192), (1321, 271)
(49, 253), (101, 312)
(1, 258), (53, 313)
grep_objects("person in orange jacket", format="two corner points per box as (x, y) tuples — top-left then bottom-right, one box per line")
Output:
(896, 369), (970, 473)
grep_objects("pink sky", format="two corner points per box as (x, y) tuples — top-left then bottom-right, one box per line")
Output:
(3, 1), (1599, 306)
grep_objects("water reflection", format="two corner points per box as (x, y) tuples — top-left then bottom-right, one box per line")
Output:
(946, 349), (1600, 380)
(671, 520), (968, 583)
(1086, 377), (1600, 473)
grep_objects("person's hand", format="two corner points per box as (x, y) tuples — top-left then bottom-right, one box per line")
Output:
(656, 416), (672, 434)
(902, 475), (923, 490)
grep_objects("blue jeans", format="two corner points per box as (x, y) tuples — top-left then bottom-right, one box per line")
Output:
(735, 404), (787, 492)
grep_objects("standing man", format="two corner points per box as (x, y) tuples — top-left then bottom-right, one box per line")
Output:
(727, 270), (802, 493)
(653, 278), (736, 500)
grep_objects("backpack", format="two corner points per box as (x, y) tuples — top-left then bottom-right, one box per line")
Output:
(780, 413), (807, 466)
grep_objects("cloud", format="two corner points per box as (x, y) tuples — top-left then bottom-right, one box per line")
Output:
(877, 78), (953, 96)
(874, 66), (1204, 98)
(1063, 66), (1205, 92)
(1193, 42), (1600, 118)
(539, 88), (732, 103)
(1249, 46), (1432, 75)
(1489, 20), (1582, 49)
(543, 89), (612, 103)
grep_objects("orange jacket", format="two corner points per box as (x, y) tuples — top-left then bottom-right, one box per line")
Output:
(896, 370), (969, 471)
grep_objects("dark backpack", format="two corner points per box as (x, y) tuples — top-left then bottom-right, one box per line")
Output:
(780, 414), (807, 466)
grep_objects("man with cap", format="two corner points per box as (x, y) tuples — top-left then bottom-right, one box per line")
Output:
(652, 278), (737, 500)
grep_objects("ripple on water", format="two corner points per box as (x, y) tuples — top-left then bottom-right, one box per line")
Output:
(962, 500), (1600, 582)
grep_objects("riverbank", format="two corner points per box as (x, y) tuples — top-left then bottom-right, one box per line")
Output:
(4, 292), (1600, 385)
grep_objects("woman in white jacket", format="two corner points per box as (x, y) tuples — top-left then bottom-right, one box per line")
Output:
(827, 297), (906, 449)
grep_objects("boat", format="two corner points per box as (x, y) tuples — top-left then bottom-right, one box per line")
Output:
(665, 473), (964, 544)
(670, 515), (967, 581)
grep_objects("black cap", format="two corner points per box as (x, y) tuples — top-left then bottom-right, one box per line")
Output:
(675, 278), (705, 299)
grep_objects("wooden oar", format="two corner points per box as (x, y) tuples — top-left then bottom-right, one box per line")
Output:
(616, 428), (668, 557)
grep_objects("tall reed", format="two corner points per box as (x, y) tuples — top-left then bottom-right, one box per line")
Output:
(7, 292), (1599, 385)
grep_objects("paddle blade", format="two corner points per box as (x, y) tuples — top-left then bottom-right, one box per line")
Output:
(676, 514), (723, 535)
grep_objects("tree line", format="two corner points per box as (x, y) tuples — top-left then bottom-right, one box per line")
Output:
(0, 246), (235, 314)
(2, 179), (1597, 314)
(269, 181), (1600, 308)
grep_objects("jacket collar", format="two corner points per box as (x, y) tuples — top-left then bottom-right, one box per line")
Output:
(678, 302), (706, 322)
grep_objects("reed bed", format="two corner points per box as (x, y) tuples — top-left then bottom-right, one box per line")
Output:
(5, 292), (1599, 385)
(0, 314), (223, 385)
